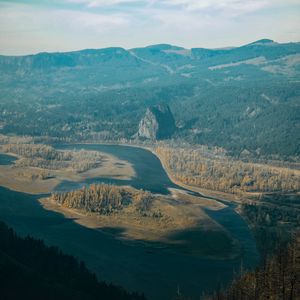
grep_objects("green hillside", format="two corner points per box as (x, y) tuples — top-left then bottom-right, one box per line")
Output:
(0, 40), (299, 157)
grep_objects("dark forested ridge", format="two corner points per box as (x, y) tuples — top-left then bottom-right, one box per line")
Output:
(0, 40), (299, 157)
(0, 221), (146, 300)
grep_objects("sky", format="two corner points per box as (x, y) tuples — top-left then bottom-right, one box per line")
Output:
(0, 0), (299, 55)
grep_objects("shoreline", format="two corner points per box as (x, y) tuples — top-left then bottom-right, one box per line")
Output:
(0, 140), (254, 207)
(54, 141), (245, 205)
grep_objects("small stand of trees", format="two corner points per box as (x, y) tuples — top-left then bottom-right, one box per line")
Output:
(51, 184), (154, 215)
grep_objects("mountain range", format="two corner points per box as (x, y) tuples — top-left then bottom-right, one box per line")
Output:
(0, 39), (299, 157)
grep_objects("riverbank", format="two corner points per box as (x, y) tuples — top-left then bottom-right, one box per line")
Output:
(66, 141), (244, 203)
(144, 146), (244, 204)
(100, 142), (248, 206)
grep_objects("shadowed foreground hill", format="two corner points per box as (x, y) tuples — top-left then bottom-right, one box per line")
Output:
(0, 221), (146, 300)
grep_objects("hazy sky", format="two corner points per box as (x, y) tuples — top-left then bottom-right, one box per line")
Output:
(0, 0), (299, 55)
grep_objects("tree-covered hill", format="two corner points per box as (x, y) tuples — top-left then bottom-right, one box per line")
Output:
(0, 221), (146, 300)
(0, 40), (299, 157)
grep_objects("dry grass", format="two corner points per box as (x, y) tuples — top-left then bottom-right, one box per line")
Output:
(0, 151), (135, 194)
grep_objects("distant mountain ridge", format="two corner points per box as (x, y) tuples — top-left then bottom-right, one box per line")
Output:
(0, 39), (299, 157)
(1, 39), (299, 70)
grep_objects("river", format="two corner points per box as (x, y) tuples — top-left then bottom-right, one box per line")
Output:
(0, 145), (259, 300)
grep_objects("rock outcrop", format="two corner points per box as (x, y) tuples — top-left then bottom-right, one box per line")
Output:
(137, 104), (176, 140)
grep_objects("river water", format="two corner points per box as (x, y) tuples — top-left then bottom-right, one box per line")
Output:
(0, 145), (259, 300)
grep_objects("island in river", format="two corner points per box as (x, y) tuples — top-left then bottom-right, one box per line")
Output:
(0, 143), (259, 300)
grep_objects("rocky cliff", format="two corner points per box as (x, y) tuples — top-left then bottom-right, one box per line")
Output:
(137, 104), (176, 140)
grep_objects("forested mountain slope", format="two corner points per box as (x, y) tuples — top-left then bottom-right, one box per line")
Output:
(0, 221), (146, 300)
(0, 39), (299, 157)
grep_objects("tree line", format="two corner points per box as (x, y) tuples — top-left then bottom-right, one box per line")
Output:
(155, 146), (300, 193)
